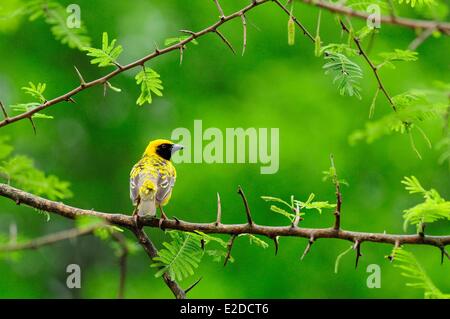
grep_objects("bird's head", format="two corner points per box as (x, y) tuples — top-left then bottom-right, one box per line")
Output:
(144, 139), (184, 161)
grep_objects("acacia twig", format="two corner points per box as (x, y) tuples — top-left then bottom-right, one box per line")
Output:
(241, 13), (247, 56)
(0, 0), (271, 129)
(131, 226), (186, 299)
(339, 19), (396, 112)
(213, 0), (225, 19)
(300, 0), (450, 34)
(111, 233), (129, 299)
(330, 155), (342, 230)
(0, 101), (9, 121)
(408, 28), (435, 51)
(1, 183), (449, 252)
(2, 0), (448, 130)
(0, 224), (99, 252)
(387, 240), (400, 262)
(273, 0), (315, 42)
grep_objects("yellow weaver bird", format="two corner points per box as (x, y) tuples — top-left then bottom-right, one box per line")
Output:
(130, 139), (183, 226)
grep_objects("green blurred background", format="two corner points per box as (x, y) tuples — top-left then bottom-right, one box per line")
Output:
(0, 0), (449, 298)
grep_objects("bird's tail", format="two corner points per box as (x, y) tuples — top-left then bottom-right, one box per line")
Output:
(137, 180), (157, 217)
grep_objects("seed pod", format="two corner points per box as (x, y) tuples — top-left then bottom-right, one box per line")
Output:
(315, 35), (321, 57)
(288, 16), (295, 46)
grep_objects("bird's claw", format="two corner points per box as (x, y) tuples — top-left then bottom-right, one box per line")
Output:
(159, 212), (168, 229)
(133, 213), (143, 229)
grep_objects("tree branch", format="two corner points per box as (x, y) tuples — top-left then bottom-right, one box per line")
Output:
(130, 226), (186, 299)
(0, 0), (271, 129)
(330, 155), (342, 230)
(0, 224), (98, 252)
(111, 233), (129, 299)
(2, 0), (445, 129)
(339, 19), (397, 112)
(300, 0), (450, 34)
(1, 183), (449, 253)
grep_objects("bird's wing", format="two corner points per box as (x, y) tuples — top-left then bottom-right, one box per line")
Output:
(129, 164), (141, 206)
(130, 161), (158, 205)
(156, 166), (176, 204)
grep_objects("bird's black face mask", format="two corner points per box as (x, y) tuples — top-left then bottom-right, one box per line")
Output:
(156, 143), (184, 160)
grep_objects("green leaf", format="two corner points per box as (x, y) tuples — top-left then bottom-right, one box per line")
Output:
(151, 231), (204, 281)
(349, 90), (447, 145)
(239, 234), (269, 249)
(0, 154), (72, 200)
(395, 0), (435, 8)
(390, 247), (449, 298)
(22, 82), (46, 103)
(378, 49), (418, 69)
(355, 25), (378, 41)
(83, 32), (122, 67)
(193, 231), (228, 248)
(206, 249), (234, 263)
(24, 1), (90, 50)
(401, 176), (450, 232)
(323, 52), (363, 99)
(320, 43), (358, 57)
(269, 204), (296, 222)
(164, 36), (198, 46)
(9, 103), (53, 119)
(135, 67), (164, 106)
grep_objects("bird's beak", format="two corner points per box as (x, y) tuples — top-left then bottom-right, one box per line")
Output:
(171, 144), (184, 155)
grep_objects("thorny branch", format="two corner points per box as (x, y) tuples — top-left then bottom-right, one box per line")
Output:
(111, 232), (129, 299)
(1, 182), (449, 272)
(1, 0), (448, 129)
(130, 226), (186, 299)
(339, 19), (397, 112)
(0, 223), (129, 298)
(330, 155), (342, 230)
(0, 0), (271, 129)
(0, 224), (98, 252)
(300, 0), (450, 34)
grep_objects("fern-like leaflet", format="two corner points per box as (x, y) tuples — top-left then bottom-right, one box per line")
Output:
(395, 0), (435, 7)
(135, 67), (164, 106)
(24, 0), (91, 50)
(261, 193), (335, 223)
(401, 176), (450, 232)
(323, 52), (363, 99)
(0, 137), (72, 200)
(377, 49), (418, 69)
(390, 247), (449, 299)
(151, 231), (204, 281)
(83, 32), (123, 68)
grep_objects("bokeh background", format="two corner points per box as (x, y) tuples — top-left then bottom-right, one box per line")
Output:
(0, 0), (449, 298)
